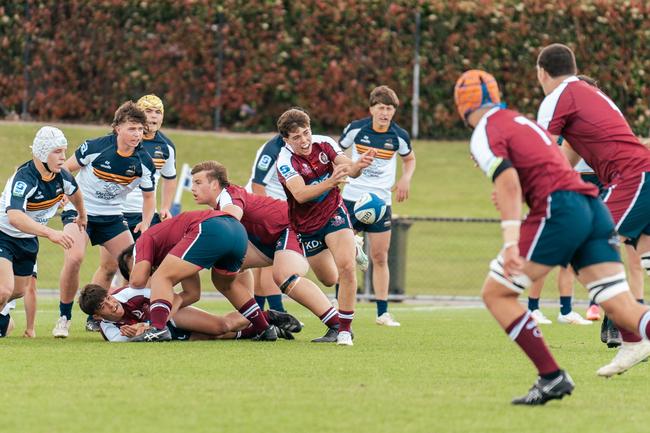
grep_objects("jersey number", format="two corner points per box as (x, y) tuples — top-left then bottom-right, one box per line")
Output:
(514, 116), (551, 145)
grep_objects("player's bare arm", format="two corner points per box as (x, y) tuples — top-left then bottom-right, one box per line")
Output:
(493, 167), (524, 277)
(559, 139), (582, 168)
(134, 190), (155, 233)
(63, 154), (82, 173)
(394, 151), (416, 202)
(221, 203), (243, 220)
(67, 189), (87, 231)
(284, 171), (345, 204)
(7, 209), (74, 249)
(333, 149), (376, 178)
(250, 182), (267, 196)
(159, 177), (176, 220)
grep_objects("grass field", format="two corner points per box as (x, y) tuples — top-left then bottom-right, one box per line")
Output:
(2, 298), (649, 433)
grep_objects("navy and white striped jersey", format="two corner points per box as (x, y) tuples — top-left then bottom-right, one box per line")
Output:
(64, 134), (155, 216)
(122, 131), (176, 213)
(245, 135), (286, 200)
(0, 160), (78, 238)
(339, 117), (411, 204)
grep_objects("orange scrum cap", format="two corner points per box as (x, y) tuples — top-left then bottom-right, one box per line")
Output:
(454, 70), (501, 121)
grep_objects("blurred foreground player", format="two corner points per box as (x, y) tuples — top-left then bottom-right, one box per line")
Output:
(454, 70), (650, 405)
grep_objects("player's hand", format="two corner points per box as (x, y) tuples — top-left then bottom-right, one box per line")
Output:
(133, 221), (150, 234)
(502, 244), (524, 277)
(356, 149), (376, 170)
(75, 211), (87, 232)
(47, 229), (74, 249)
(59, 195), (70, 208)
(392, 177), (411, 202)
(159, 209), (172, 221)
(23, 328), (36, 338)
(119, 324), (145, 337)
(329, 164), (349, 186)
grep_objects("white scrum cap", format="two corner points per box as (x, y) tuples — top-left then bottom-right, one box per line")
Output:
(31, 126), (68, 162)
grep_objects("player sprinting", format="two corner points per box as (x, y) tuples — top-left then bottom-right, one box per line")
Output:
(118, 209), (279, 342)
(536, 43), (650, 373)
(0, 126), (86, 337)
(191, 160), (342, 342)
(454, 69), (650, 405)
(339, 85), (416, 327)
(245, 134), (288, 313)
(52, 102), (156, 337)
(275, 108), (374, 346)
(78, 284), (295, 342)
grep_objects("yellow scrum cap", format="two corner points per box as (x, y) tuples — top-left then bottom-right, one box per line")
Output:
(136, 94), (164, 115)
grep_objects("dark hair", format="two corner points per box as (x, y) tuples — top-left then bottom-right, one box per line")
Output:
(577, 74), (598, 88)
(111, 101), (147, 132)
(537, 43), (577, 78)
(369, 85), (400, 107)
(118, 244), (135, 281)
(277, 108), (310, 138)
(78, 284), (108, 316)
(191, 160), (230, 187)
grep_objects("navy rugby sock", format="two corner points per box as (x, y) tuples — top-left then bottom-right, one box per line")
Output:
(560, 296), (572, 315)
(254, 295), (266, 310)
(59, 301), (73, 320)
(637, 299), (645, 305)
(266, 294), (286, 312)
(0, 314), (10, 337)
(376, 300), (388, 317)
(527, 297), (539, 311)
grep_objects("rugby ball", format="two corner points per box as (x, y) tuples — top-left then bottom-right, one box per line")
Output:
(353, 193), (386, 224)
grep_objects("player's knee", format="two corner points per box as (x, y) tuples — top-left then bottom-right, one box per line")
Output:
(586, 272), (629, 304)
(337, 264), (356, 283)
(370, 250), (388, 267)
(640, 252), (650, 276)
(64, 252), (85, 270)
(0, 290), (10, 307)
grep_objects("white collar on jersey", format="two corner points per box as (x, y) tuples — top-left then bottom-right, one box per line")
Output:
(563, 76), (579, 83)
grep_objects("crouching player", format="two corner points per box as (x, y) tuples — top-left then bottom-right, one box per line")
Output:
(191, 160), (342, 342)
(0, 126), (86, 336)
(78, 284), (294, 342)
(454, 70), (650, 405)
(119, 209), (280, 342)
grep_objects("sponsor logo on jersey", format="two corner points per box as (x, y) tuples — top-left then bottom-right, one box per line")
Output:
(154, 149), (164, 159)
(257, 155), (272, 171)
(55, 186), (63, 194)
(100, 160), (112, 170)
(125, 165), (136, 177)
(318, 152), (329, 164)
(360, 135), (371, 144)
(279, 165), (292, 175)
(384, 140), (395, 150)
(12, 181), (28, 197)
(34, 190), (45, 200)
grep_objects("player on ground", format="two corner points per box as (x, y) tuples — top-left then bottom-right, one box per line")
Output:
(78, 284), (294, 342)
(0, 126), (85, 337)
(536, 43), (650, 372)
(52, 102), (156, 338)
(276, 108), (375, 346)
(119, 209), (278, 342)
(191, 160), (342, 342)
(339, 85), (416, 327)
(455, 69), (650, 404)
(245, 134), (288, 313)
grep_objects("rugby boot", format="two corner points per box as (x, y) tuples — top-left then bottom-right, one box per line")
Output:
(251, 325), (278, 341)
(557, 311), (592, 325)
(52, 316), (71, 338)
(376, 312), (401, 327)
(128, 326), (172, 342)
(530, 309), (552, 325)
(267, 309), (302, 333)
(273, 326), (295, 340)
(85, 318), (101, 332)
(511, 370), (575, 405)
(597, 340), (650, 377)
(336, 331), (354, 346)
(311, 326), (338, 343)
(605, 319), (622, 348)
(354, 235), (369, 271)
(586, 304), (601, 321)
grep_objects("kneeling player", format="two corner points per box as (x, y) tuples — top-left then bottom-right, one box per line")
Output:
(454, 70), (650, 405)
(78, 284), (295, 342)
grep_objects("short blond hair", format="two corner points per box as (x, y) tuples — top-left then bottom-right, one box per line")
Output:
(191, 160), (230, 187)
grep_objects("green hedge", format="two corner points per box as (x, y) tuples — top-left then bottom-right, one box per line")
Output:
(1, 0), (649, 138)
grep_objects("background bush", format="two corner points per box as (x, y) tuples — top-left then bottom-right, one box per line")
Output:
(1, 0), (649, 138)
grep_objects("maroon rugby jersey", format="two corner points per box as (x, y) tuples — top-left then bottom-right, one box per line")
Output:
(471, 107), (597, 214)
(134, 209), (227, 266)
(98, 287), (151, 341)
(276, 134), (344, 234)
(216, 184), (289, 245)
(537, 76), (650, 185)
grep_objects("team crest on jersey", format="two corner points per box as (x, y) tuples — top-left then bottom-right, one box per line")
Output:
(154, 149), (164, 159)
(12, 181), (27, 197)
(55, 186), (63, 194)
(100, 160), (112, 170)
(384, 139), (395, 150)
(301, 163), (312, 174)
(331, 215), (345, 227)
(132, 310), (144, 319)
(257, 155), (272, 171)
(34, 190), (44, 200)
(125, 165), (136, 177)
(318, 152), (329, 164)
(360, 135), (371, 144)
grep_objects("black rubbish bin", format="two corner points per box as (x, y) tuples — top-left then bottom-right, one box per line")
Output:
(364, 216), (413, 296)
